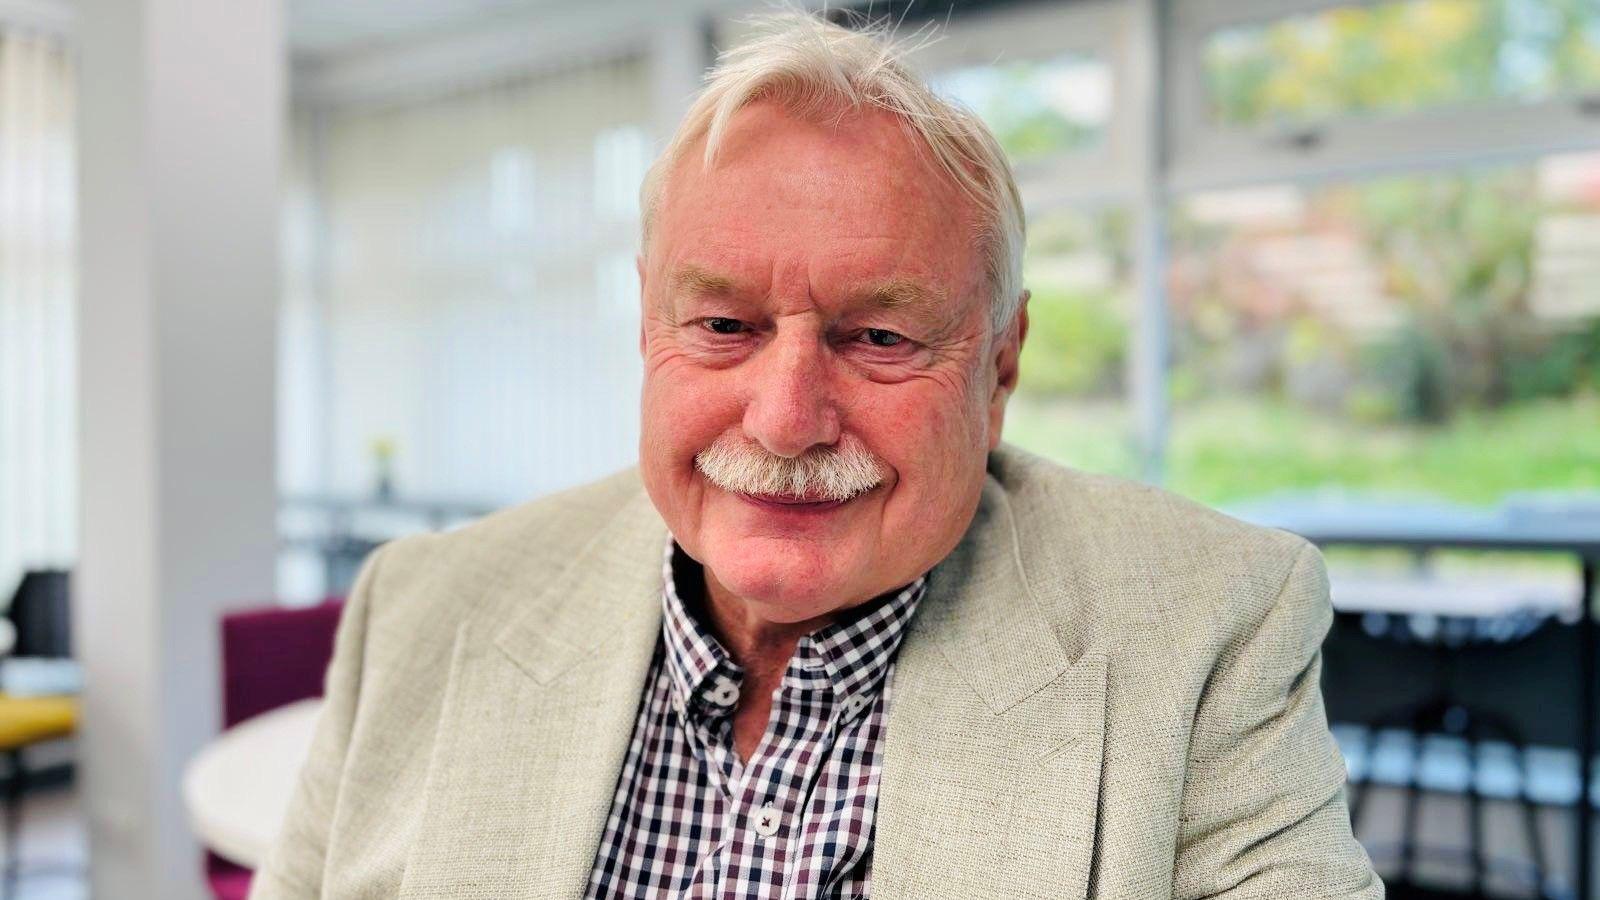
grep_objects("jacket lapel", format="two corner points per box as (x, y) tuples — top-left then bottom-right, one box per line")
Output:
(398, 491), (668, 898)
(874, 477), (1108, 900)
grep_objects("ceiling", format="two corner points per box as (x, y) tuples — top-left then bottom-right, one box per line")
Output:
(285, 0), (564, 58)
(285, 0), (1047, 62)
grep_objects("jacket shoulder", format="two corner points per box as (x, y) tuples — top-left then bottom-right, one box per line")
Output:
(988, 444), (1317, 650)
(991, 444), (1309, 559)
(355, 467), (649, 641)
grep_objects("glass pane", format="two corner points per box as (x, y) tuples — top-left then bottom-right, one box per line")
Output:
(1004, 206), (1139, 478)
(931, 52), (1112, 160)
(931, 50), (1134, 476)
(1206, 0), (1600, 126)
(1167, 151), (1600, 508)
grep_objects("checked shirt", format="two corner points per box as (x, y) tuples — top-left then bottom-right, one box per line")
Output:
(583, 539), (927, 900)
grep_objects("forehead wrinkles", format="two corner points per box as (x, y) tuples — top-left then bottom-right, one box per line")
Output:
(659, 104), (979, 237)
(658, 234), (979, 315)
(650, 107), (986, 315)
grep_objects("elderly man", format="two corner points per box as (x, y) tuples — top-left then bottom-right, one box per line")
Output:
(253, 13), (1380, 900)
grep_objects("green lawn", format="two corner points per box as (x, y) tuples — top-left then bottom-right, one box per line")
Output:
(1003, 394), (1141, 481)
(1005, 391), (1600, 508)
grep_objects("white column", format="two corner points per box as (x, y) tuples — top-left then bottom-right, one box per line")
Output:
(76, 0), (282, 896)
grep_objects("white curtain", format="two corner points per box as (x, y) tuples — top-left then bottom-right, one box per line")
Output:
(283, 53), (654, 509)
(0, 26), (76, 600)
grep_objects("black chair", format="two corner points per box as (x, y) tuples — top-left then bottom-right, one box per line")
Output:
(1325, 606), (1580, 899)
(1, 569), (81, 899)
(8, 570), (71, 659)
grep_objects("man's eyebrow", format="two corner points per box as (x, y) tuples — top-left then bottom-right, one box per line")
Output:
(665, 268), (958, 331)
(859, 279), (947, 311)
(669, 265), (739, 297)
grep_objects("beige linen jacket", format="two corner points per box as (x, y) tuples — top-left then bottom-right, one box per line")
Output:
(250, 444), (1381, 899)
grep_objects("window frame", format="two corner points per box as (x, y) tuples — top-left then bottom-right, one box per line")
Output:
(1166, 0), (1600, 193)
(0, 0), (74, 35)
(903, 0), (1145, 210)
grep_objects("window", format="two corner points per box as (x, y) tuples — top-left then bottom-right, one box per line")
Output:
(289, 56), (652, 504)
(932, 55), (1137, 474)
(1167, 151), (1600, 506)
(934, 51), (1112, 161)
(1007, 206), (1139, 479)
(0, 26), (76, 596)
(924, 3), (1141, 479)
(1205, 0), (1600, 128)
(278, 56), (653, 599)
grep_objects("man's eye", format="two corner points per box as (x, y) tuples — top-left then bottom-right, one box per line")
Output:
(862, 329), (905, 347)
(702, 318), (747, 335)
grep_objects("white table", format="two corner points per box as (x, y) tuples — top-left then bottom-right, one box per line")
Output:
(183, 697), (325, 868)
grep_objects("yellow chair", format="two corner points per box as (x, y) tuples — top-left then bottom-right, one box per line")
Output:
(0, 693), (78, 899)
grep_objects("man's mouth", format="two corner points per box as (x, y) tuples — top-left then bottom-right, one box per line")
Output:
(737, 491), (853, 511)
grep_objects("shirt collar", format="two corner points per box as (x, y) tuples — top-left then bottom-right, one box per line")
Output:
(659, 538), (739, 718)
(659, 537), (926, 721)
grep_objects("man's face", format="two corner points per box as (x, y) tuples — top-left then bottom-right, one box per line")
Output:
(638, 101), (1024, 623)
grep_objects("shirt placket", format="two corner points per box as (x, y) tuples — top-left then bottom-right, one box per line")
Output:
(678, 666), (743, 899)
(695, 671), (745, 795)
(715, 639), (835, 900)
(616, 535), (929, 900)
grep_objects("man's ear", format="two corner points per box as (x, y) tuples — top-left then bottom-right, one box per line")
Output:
(987, 290), (1029, 450)
(995, 289), (1029, 396)
(637, 253), (648, 357)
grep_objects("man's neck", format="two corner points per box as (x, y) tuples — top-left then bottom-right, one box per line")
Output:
(698, 568), (830, 678)
(681, 565), (824, 763)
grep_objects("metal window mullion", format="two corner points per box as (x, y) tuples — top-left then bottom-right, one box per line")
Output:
(1164, 0), (1600, 193)
(1130, 0), (1172, 487)
(1172, 0), (1362, 34)
(1170, 100), (1600, 194)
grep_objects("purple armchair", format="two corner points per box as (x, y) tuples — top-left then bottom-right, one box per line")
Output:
(204, 598), (346, 900)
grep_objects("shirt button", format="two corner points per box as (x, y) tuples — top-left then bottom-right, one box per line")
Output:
(752, 803), (781, 838)
(707, 676), (739, 707)
(841, 694), (870, 718)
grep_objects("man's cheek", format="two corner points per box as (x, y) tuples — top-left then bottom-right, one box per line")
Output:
(882, 391), (969, 451)
(661, 392), (741, 465)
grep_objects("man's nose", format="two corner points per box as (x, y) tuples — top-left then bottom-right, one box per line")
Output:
(741, 331), (841, 458)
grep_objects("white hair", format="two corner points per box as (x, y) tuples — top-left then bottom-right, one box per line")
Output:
(695, 432), (886, 499)
(639, 11), (1027, 334)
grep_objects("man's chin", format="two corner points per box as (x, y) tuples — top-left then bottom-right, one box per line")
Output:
(701, 538), (868, 621)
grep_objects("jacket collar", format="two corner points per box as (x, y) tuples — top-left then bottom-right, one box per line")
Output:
(488, 465), (1076, 711)
(873, 472), (1104, 900)
(490, 486), (668, 687)
(399, 488), (668, 897)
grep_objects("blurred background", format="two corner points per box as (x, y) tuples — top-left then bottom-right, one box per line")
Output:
(0, 0), (1597, 897)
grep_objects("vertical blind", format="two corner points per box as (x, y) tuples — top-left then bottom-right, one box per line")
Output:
(0, 26), (76, 599)
(282, 53), (655, 508)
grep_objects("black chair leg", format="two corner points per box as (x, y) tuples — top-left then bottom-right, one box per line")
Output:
(1466, 738), (1486, 893)
(1473, 709), (1553, 897)
(1348, 728), (1373, 834)
(3, 748), (22, 900)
